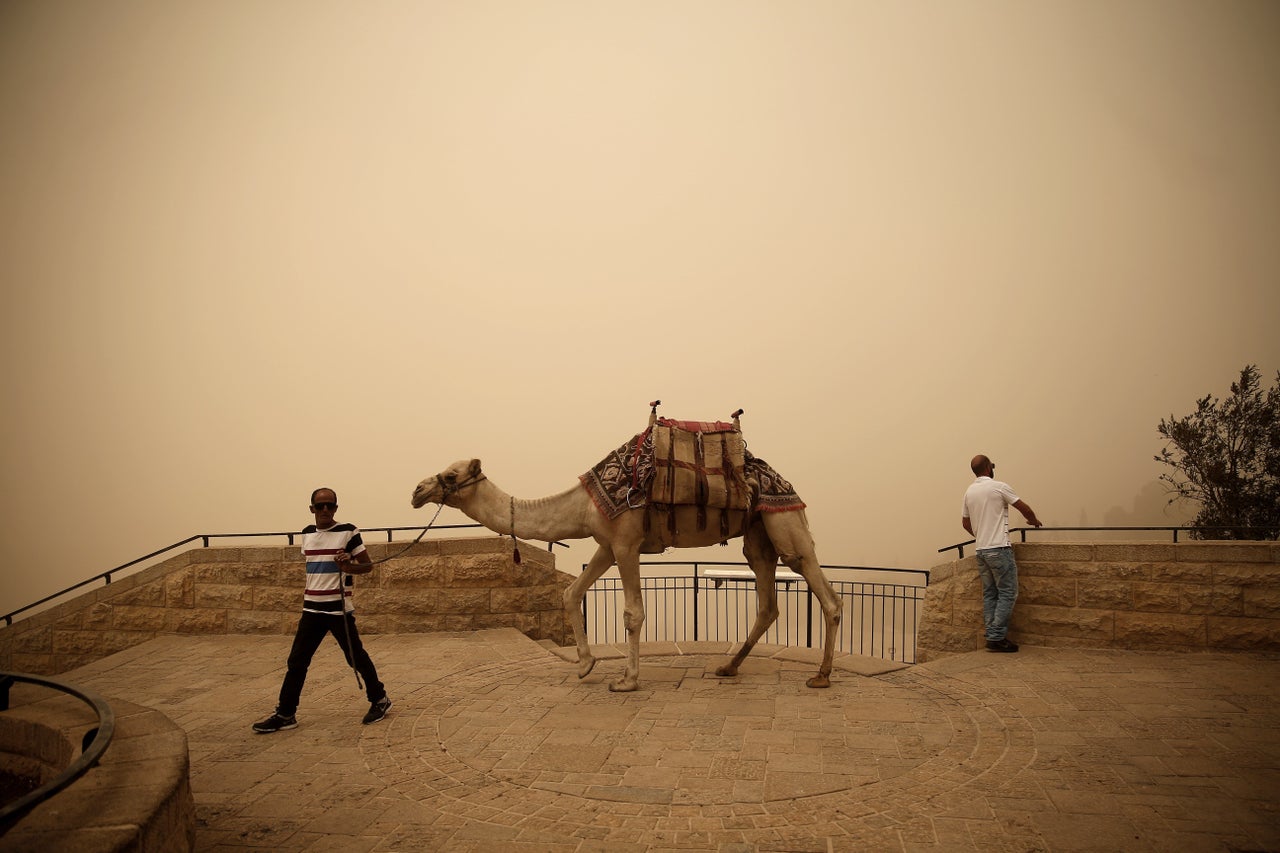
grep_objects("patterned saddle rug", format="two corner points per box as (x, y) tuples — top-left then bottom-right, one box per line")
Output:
(579, 428), (806, 522)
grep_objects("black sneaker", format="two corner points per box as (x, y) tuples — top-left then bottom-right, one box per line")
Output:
(252, 712), (297, 733)
(986, 638), (1019, 653)
(362, 696), (392, 725)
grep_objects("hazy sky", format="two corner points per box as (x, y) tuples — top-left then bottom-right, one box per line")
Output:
(2, 1), (1277, 617)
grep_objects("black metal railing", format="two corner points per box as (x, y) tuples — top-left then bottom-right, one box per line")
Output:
(3, 524), (565, 626)
(938, 525), (1280, 559)
(582, 561), (929, 664)
(0, 672), (115, 824)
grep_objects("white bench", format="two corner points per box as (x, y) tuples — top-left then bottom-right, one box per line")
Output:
(701, 567), (802, 587)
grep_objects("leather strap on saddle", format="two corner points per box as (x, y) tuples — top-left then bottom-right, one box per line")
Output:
(649, 416), (751, 531)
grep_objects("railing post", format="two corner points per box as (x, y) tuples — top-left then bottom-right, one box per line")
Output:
(692, 563), (700, 642)
(806, 586), (813, 649)
(81, 727), (100, 754)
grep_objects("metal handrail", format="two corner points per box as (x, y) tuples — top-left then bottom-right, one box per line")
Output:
(3, 524), (567, 626)
(627, 559), (927, 579)
(938, 525), (1280, 559)
(0, 672), (115, 825)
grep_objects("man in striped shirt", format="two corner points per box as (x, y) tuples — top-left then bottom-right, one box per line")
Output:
(253, 488), (391, 732)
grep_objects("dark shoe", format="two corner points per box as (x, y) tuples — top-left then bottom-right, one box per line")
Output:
(362, 696), (392, 725)
(252, 712), (297, 733)
(986, 638), (1019, 653)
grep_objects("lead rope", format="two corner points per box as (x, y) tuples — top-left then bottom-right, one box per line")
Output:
(363, 501), (446, 566)
(338, 500), (447, 690)
(340, 590), (364, 691)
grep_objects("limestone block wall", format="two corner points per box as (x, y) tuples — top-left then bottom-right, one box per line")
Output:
(918, 541), (1280, 660)
(0, 537), (574, 675)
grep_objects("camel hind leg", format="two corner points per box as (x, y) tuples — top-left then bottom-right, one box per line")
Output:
(763, 510), (843, 688)
(715, 519), (781, 678)
(564, 545), (614, 679)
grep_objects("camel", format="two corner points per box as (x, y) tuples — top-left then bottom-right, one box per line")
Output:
(410, 457), (844, 693)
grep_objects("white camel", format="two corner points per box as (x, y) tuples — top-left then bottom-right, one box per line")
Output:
(411, 458), (844, 692)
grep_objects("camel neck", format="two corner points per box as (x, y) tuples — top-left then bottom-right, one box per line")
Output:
(460, 478), (590, 542)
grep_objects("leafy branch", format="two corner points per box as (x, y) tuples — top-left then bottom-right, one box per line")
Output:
(1155, 364), (1280, 540)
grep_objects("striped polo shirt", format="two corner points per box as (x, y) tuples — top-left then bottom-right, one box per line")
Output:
(301, 522), (366, 614)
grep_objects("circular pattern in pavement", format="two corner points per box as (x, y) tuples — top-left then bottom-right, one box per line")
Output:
(363, 648), (1034, 838)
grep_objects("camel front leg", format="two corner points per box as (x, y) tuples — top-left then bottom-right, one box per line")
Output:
(564, 545), (615, 679)
(610, 551), (644, 692)
(717, 523), (780, 678)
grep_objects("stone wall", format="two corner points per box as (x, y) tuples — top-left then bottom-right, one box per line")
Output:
(918, 541), (1280, 660)
(0, 537), (575, 675)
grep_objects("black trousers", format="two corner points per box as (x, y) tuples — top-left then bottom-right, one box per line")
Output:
(276, 610), (385, 716)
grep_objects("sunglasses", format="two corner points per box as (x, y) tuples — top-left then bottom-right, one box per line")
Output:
(312, 502), (337, 512)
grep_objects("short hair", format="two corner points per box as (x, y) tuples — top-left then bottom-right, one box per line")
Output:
(970, 455), (991, 476)
(310, 487), (337, 505)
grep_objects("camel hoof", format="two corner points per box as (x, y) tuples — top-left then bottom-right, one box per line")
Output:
(577, 656), (597, 679)
(715, 664), (739, 678)
(806, 674), (831, 689)
(609, 677), (639, 692)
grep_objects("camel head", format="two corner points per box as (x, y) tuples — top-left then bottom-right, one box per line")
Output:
(411, 459), (485, 508)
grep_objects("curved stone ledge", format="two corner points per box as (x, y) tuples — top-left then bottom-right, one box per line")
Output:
(0, 687), (193, 853)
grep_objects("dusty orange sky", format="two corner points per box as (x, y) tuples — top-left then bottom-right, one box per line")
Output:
(2, 1), (1277, 616)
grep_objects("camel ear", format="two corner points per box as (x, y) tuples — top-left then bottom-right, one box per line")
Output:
(468, 459), (483, 477)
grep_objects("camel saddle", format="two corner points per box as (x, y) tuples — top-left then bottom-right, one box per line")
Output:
(578, 406), (806, 535)
(649, 418), (751, 513)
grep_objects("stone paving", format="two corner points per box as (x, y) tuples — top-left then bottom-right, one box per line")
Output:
(58, 629), (1280, 852)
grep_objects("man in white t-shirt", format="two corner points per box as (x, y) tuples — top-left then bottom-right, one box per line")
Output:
(961, 455), (1042, 653)
(253, 487), (392, 733)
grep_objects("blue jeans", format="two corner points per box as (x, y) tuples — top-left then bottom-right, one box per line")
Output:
(976, 547), (1018, 641)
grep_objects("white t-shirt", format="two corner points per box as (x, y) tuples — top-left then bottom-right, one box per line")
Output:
(962, 477), (1020, 551)
(301, 522), (366, 614)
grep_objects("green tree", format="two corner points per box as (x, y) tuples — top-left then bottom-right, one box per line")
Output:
(1155, 364), (1280, 540)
